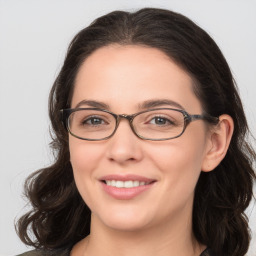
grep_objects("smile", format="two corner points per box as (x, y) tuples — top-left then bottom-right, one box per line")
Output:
(100, 175), (156, 200)
(104, 180), (151, 188)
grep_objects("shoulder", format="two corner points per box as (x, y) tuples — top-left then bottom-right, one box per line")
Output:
(17, 248), (70, 256)
(17, 250), (44, 256)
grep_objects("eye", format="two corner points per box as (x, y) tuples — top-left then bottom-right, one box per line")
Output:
(82, 116), (107, 126)
(148, 116), (174, 126)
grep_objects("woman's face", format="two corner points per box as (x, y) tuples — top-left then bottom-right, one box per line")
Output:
(69, 45), (212, 232)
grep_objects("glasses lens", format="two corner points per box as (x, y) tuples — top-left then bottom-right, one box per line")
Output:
(133, 109), (185, 140)
(68, 109), (116, 140)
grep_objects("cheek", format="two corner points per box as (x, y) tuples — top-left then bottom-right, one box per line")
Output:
(69, 139), (105, 210)
(69, 139), (106, 202)
(69, 139), (103, 173)
(147, 132), (207, 193)
(160, 142), (204, 172)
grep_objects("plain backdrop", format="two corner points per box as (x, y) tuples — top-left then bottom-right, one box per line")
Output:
(0, 0), (255, 255)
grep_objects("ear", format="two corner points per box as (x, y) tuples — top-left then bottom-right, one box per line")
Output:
(201, 114), (234, 172)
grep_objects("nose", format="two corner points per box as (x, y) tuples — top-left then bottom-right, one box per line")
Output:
(106, 118), (143, 165)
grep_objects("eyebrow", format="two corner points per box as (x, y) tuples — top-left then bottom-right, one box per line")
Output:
(74, 100), (110, 109)
(74, 99), (185, 111)
(138, 99), (185, 110)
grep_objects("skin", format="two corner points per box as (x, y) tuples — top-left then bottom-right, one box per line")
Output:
(69, 45), (234, 256)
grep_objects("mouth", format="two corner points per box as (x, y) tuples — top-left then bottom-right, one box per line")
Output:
(99, 175), (156, 200)
(102, 180), (155, 188)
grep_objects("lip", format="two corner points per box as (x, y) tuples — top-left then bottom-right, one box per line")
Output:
(100, 174), (155, 182)
(99, 174), (156, 200)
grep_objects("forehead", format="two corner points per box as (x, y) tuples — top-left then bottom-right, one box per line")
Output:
(72, 45), (202, 113)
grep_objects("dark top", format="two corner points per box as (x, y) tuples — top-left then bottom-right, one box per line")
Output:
(17, 247), (214, 256)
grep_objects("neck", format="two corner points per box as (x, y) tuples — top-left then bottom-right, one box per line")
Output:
(71, 208), (205, 256)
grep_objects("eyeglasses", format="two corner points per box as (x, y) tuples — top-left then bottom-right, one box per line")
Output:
(61, 108), (219, 141)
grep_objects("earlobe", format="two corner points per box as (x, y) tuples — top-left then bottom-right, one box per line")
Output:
(201, 114), (234, 172)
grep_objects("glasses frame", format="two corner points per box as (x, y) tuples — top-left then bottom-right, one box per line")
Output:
(60, 108), (219, 141)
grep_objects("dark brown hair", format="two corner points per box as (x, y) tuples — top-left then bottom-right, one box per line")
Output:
(16, 8), (256, 256)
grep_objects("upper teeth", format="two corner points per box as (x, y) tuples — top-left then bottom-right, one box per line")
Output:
(105, 180), (149, 188)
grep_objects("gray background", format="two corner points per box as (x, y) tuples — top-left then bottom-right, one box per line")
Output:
(0, 0), (255, 255)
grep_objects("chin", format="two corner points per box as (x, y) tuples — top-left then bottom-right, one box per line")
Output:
(93, 207), (154, 232)
(105, 219), (151, 232)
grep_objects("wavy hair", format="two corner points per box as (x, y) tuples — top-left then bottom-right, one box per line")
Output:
(16, 8), (256, 256)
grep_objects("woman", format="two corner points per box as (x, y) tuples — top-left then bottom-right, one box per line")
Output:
(17, 8), (256, 256)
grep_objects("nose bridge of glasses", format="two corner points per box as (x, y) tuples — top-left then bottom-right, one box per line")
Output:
(115, 114), (135, 134)
(117, 114), (134, 123)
